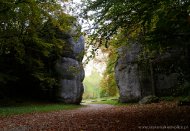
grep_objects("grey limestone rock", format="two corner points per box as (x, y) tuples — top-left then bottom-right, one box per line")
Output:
(56, 57), (85, 81)
(55, 33), (85, 104)
(74, 36), (85, 62)
(115, 42), (141, 103)
(58, 79), (84, 104)
(65, 36), (85, 61)
(115, 40), (188, 103)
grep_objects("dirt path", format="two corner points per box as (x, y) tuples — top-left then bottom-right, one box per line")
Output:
(0, 102), (190, 131)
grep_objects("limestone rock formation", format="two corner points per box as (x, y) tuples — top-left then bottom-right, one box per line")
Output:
(115, 41), (187, 103)
(155, 73), (179, 96)
(115, 42), (141, 103)
(55, 28), (85, 104)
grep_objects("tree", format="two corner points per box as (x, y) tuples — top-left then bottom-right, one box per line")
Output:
(99, 46), (118, 97)
(83, 0), (190, 47)
(0, 0), (77, 100)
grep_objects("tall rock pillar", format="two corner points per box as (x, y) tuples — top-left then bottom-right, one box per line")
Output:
(115, 42), (141, 102)
(55, 33), (85, 104)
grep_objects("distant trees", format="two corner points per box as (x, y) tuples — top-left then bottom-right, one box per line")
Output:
(99, 47), (118, 97)
(0, 0), (76, 100)
(83, 69), (102, 99)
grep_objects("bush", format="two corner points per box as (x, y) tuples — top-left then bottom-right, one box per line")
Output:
(160, 96), (174, 101)
(139, 96), (159, 104)
(178, 96), (190, 106)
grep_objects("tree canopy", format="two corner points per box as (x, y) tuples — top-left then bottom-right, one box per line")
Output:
(83, 0), (190, 96)
(83, 0), (190, 48)
(0, 0), (77, 100)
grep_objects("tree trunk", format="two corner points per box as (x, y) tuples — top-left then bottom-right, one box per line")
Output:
(150, 61), (155, 96)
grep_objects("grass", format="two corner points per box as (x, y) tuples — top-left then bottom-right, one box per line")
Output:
(0, 103), (82, 117)
(82, 97), (127, 106)
(92, 99), (123, 105)
(82, 96), (180, 106)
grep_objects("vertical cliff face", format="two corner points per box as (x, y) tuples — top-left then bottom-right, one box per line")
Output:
(115, 42), (188, 103)
(151, 49), (186, 97)
(115, 43), (141, 102)
(55, 28), (85, 104)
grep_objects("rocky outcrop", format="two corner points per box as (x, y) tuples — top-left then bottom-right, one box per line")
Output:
(56, 57), (84, 104)
(115, 42), (141, 102)
(55, 26), (85, 104)
(115, 42), (187, 103)
(151, 48), (187, 97)
(155, 73), (179, 96)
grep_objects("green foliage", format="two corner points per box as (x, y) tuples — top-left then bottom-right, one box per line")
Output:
(139, 96), (159, 104)
(178, 96), (190, 106)
(179, 96), (190, 102)
(100, 47), (118, 97)
(83, 0), (190, 44)
(83, 0), (190, 97)
(83, 0), (190, 63)
(160, 96), (175, 102)
(0, 0), (77, 100)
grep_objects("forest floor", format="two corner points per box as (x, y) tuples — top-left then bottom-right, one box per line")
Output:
(0, 101), (189, 131)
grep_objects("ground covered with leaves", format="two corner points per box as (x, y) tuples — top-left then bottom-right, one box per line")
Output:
(0, 101), (189, 131)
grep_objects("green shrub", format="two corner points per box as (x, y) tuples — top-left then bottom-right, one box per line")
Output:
(160, 96), (174, 101)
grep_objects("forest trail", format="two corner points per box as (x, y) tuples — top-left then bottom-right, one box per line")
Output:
(0, 102), (189, 131)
